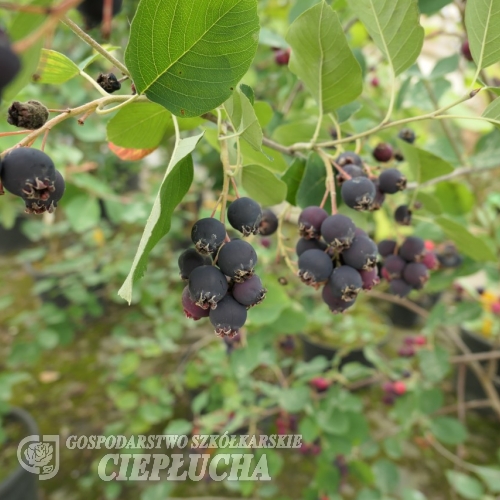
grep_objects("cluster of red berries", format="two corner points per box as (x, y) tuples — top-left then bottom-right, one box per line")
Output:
(398, 334), (427, 358)
(382, 380), (407, 406)
(180, 198), (278, 337)
(378, 237), (438, 297)
(295, 205), (380, 313)
(0, 148), (66, 214)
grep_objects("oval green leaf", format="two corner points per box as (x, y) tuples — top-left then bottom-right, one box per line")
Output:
(125, 0), (260, 117)
(241, 164), (287, 205)
(34, 49), (80, 85)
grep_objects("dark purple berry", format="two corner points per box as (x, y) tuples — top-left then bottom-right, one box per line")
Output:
(322, 282), (355, 313)
(77, 0), (122, 28)
(191, 218), (227, 255)
(355, 228), (368, 238)
(217, 239), (258, 283)
(296, 237), (327, 256)
(209, 295), (247, 337)
(320, 214), (356, 251)
(279, 335), (295, 352)
(399, 236), (425, 262)
(461, 40), (473, 61)
(1, 148), (56, 201)
(437, 244), (463, 268)
(379, 168), (407, 194)
(7, 100), (49, 130)
(275, 48), (290, 65)
(260, 238), (271, 249)
(341, 177), (376, 211)
(330, 265), (363, 302)
(389, 279), (413, 297)
(378, 239), (397, 257)
(336, 164), (366, 185)
(0, 29), (21, 98)
(373, 143), (393, 162)
(398, 345), (416, 358)
(298, 206), (328, 239)
(227, 197), (262, 236)
(335, 151), (363, 167)
(342, 236), (378, 271)
(178, 248), (212, 280)
(398, 128), (416, 144)
(422, 251), (439, 270)
(369, 180), (386, 211)
(403, 262), (429, 288)
(188, 265), (228, 310)
(394, 151), (405, 161)
(97, 73), (121, 94)
(259, 209), (278, 236)
(25, 169), (65, 215)
(382, 394), (395, 406)
(182, 286), (210, 320)
(394, 205), (412, 225)
(232, 274), (266, 308)
(359, 268), (380, 290)
(298, 249), (333, 287)
(381, 255), (406, 280)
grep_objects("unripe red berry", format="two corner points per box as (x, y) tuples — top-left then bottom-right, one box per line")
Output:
(414, 335), (427, 346)
(392, 381), (406, 395)
(275, 48), (290, 65)
(373, 143), (394, 163)
(310, 377), (329, 392)
(461, 40), (473, 61)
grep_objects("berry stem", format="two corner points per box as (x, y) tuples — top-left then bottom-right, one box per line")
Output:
(230, 177), (240, 198)
(40, 129), (50, 152)
(319, 187), (329, 210)
(62, 16), (131, 78)
(0, 130), (31, 137)
(318, 150), (337, 215)
(218, 111), (231, 225)
(276, 205), (298, 273)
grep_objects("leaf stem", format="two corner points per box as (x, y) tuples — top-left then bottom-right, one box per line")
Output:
(95, 94), (140, 115)
(62, 16), (131, 77)
(382, 69), (397, 125)
(318, 149), (337, 214)
(310, 108), (324, 145)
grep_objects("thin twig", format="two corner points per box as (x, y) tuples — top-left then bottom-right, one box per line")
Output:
(451, 350), (500, 364)
(368, 290), (429, 318)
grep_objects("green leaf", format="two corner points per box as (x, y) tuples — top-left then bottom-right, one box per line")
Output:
(125, 0), (260, 117)
(419, 0), (452, 15)
(107, 102), (173, 149)
(278, 385), (310, 413)
(34, 49), (80, 85)
(482, 98), (500, 124)
(286, 2), (362, 112)
(436, 216), (497, 262)
(282, 158), (307, 205)
(64, 196), (101, 233)
(118, 133), (204, 303)
(247, 277), (289, 326)
(315, 463), (340, 493)
(299, 416), (320, 443)
(429, 54), (460, 79)
(418, 345), (450, 383)
(398, 140), (454, 183)
(239, 83), (254, 105)
(475, 466), (500, 493)
(296, 152), (330, 212)
(434, 182), (475, 215)
(446, 470), (485, 500)
(373, 459), (400, 494)
(316, 409), (350, 435)
(416, 192), (442, 215)
(465, 0), (500, 70)
(241, 165), (287, 205)
(402, 489), (427, 500)
(430, 417), (468, 445)
(224, 88), (263, 152)
(353, 0), (424, 75)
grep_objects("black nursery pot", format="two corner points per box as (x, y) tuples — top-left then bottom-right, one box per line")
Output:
(389, 293), (441, 328)
(0, 408), (39, 500)
(0, 217), (31, 255)
(459, 328), (500, 404)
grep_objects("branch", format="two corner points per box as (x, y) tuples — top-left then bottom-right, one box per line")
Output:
(451, 350), (500, 364)
(368, 290), (430, 318)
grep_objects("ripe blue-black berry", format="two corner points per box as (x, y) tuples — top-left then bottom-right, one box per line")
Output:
(191, 218), (226, 255)
(298, 206), (328, 239)
(341, 177), (376, 211)
(381, 255), (406, 280)
(389, 279), (412, 298)
(0, 29), (21, 100)
(188, 265), (228, 310)
(378, 168), (407, 194)
(336, 164), (366, 185)
(259, 209), (278, 236)
(399, 236), (425, 262)
(329, 265), (363, 302)
(320, 214), (356, 251)
(398, 128), (416, 144)
(403, 262), (429, 288)
(217, 239), (258, 282)
(209, 295), (247, 337)
(296, 237), (327, 256)
(378, 239), (397, 257)
(359, 268), (380, 290)
(369, 180), (386, 211)
(298, 249), (333, 287)
(232, 274), (266, 308)
(1, 148), (56, 201)
(77, 0), (122, 28)
(342, 236), (378, 270)
(394, 205), (412, 225)
(227, 197), (262, 236)
(335, 151), (363, 167)
(182, 286), (210, 320)
(322, 281), (355, 313)
(178, 248), (212, 281)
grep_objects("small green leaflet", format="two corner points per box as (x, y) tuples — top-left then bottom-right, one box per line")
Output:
(465, 0), (500, 70)
(353, 0), (424, 76)
(286, 1), (362, 113)
(482, 97), (500, 126)
(118, 132), (204, 303)
(241, 165), (287, 205)
(224, 88), (263, 152)
(34, 50), (80, 85)
(125, 0), (260, 117)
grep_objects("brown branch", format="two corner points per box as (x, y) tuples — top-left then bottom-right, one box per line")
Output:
(368, 290), (430, 318)
(451, 350), (500, 364)
(436, 399), (491, 415)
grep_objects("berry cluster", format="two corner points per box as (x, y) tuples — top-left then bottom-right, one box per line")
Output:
(0, 29), (21, 103)
(379, 237), (438, 297)
(296, 206), (380, 313)
(0, 147), (65, 214)
(180, 198), (277, 337)
(334, 151), (407, 212)
(382, 380), (407, 405)
(397, 334), (427, 358)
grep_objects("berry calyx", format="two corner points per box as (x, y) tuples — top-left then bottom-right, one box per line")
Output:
(259, 209), (278, 236)
(298, 249), (333, 287)
(298, 206), (328, 240)
(191, 218), (227, 255)
(378, 168), (407, 194)
(372, 143), (393, 162)
(330, 265), (363, 302)
(25, 169), (65, 214)
(178, 248), (212, 281)
(209, 295), (247, 337)
(342, 236), (378, 271)
(227, 197), (262, 236)
(217, 239), (258, 283)
(322, 282), (355, 314)
(188, 265), (228, 310)
(320, 214), (356, 251)
(341, 177), (376, 211)
(232, 274), (266, 308)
